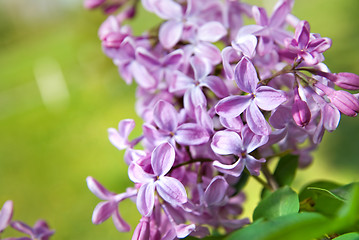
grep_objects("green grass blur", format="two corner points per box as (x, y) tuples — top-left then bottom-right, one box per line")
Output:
(0, 1), (358, 239)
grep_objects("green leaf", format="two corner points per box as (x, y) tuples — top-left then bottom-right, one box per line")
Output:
(226, 212), (330, 240)
(306, 187), (346, 201)
(273, 154), (298, 187)
(333, 232), (359, 240)
(299, 180), (341, 201)
(253, 186), (299, 221)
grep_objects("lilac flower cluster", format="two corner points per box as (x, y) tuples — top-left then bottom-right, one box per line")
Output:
(87, 0), (359, 239)
(0, 201), (54, 240)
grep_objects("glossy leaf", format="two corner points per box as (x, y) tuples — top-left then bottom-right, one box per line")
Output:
(253, 186), (299, 221)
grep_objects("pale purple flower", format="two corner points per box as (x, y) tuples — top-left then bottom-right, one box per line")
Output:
(284, 20), (331, 65)
(87, 176), (137, 232)
(143, 100), (210, 147)
(129, 143), (187, 216)
(0, 200), (13, 233)
(10, 220), (54, 240)
(211, 126), (268, 177)
(215, 57), (287, 135)
(132, 217), (150, 240)
(108, 119), (143, 151)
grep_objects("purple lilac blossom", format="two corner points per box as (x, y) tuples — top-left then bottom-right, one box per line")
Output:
(85, 0), (359, 238)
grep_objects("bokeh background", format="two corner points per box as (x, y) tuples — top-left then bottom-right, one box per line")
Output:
(0, 0), (358, 239)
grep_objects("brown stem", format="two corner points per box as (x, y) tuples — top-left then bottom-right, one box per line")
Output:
(169, 158), (212, 174)
(261, 164), (279, 191)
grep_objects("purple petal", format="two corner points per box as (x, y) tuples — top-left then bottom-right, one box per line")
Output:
(244, 155), (266, 176)
(219, 115), (244, 131)
(108, 119), (135, 150)
(211, 130), (242, 155)
(221, 218), (250, 229)
(252, 6), (268, 26)
(136, 182), (155, 217)
(294, 21), (310, 49)
(129, 61), (157, 89)
(183, 86), (207, 118)
(0, 200), (13, 232)
(10, 221), (33, 236)
(86, 176), (115, 200)
(203, 176), (229, 207)
(128, 162), (154, 184)
(135, 47), (161, 69)
(307, 38), (332, 53)
(269, 0), (290, 28)
(151, 142), (175, 176)
(175, 224), (196, 238)
(163, 49), (184, 67)
(201, 76), (229, 98)
(190, 56), (211, 81)
(232, 34), (257, 59)
(234, 57), (258, 93)
(152, 0), (182, 20)
(242, 126), (269, 153)
(169, 71), (194, 93)
(292, 97), (311, 127)
(257, 36), (273, 56)
(156, 176), (187, 205)
(269, 105), (291, 129)
(255, 86), (287, 111)
(175, 123), (210, 146)
(194, 42), (221, 65)
(112, 210), (131, 232)
(221, 46), (240, 80)
(215, 95), (252, 118)
(197, 21), (227, 43)
(246, 102), (271, 136)
(323, 104), (340, 131)
(213, 159), (245, 177)
(153, 100), (178, 132)
(92, 201), (117, 224)
(159, 20), (183, 49)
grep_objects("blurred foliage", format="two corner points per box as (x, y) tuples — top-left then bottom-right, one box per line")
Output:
(0, 0), (358, 239)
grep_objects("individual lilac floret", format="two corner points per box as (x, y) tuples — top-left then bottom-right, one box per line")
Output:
(10, 220), (54, 240)
(108, 119), (142, 151)
(215, 57), (287, 135)
(143, 100), (210, 148)
(87, 176), (137, 232)
(132, 216), (150, 240)
(249, 0), (293, 55)
(129, 142), (187, 217)
(284, 20), (332, 65)
(0, 200), (13, 233)
(211, 126), (268, 177)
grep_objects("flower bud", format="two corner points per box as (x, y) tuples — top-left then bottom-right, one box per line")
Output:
(292, 88), (311, 127)
(0, 200), (13, 232)
(316, 71), (359, 90)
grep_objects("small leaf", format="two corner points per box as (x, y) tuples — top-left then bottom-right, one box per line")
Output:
(253, 186), (299, 221)
(306, 187), (346, 202)
(273, 154), (298, 187)
(299, 180), (341, 201)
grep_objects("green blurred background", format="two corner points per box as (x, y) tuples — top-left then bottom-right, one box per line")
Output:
(0, 0), (358, 239)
